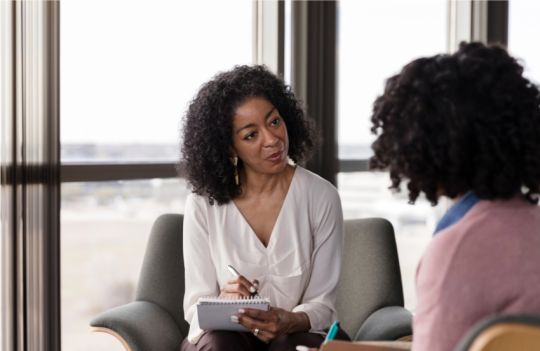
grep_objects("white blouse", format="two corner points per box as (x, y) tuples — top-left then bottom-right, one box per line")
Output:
(183, 166), (344, 343)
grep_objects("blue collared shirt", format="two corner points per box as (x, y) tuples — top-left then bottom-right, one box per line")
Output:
(433, 190), (482, 236)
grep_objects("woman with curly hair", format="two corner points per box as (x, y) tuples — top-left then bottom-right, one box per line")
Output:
(371, 42), (540, 351)
(178, 65), (350, 351)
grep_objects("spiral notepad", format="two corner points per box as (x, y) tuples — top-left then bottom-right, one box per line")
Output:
(197, 296), (270, 332)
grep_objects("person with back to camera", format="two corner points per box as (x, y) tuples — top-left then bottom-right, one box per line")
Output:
(178, 65), (351, 351)
(368, 42), (540, 351)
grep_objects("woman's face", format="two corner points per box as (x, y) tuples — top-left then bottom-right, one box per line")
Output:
(231, 97), (289, 175)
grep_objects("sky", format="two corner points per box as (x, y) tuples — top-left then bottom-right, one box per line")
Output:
(508, 0), (540, 86)
(61, 0), (253, 145)
(337, 0), (447, 147)
(61, 0), (540, 149)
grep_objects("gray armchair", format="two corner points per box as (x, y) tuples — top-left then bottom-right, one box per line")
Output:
(336, 218), (412, 341)
(90, 215), (412, 350)
(90, 214), (189, 351)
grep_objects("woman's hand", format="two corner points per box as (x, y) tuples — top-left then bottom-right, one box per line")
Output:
(219, 275), (259, 299)
(231, 307), (311, 342)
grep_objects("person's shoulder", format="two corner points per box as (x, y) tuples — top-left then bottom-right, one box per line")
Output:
(437, 196), (540, 243)
(419, 197), (540, 313)
(187, 192), (204, 205)
(294, 166), (341, 207)
(295, 166), (338, 193)
(423, 196), (540, 277)
(185, 192), (215, 212)
(186, 192), (234, 216)
(425, 201), (490, 260)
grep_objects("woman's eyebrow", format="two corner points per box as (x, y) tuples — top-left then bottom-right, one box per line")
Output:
(264, 107), (276, 120)
(236, 107), (276, 134)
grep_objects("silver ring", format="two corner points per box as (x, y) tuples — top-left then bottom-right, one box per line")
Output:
(253, 328), (259, 336)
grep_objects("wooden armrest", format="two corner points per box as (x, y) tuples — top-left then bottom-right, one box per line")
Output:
(89, 301), (182, 350)
(91, 327), (132, 351)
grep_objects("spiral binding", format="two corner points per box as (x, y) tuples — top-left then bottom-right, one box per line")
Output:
(198, 296), (270, 305)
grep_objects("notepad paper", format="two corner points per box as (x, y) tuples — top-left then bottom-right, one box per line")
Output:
(197, 296), (270, 332)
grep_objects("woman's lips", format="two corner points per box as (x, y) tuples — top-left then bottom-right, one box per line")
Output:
(266, 150), (283, 163)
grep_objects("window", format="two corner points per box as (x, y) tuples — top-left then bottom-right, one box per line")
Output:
(61, 1), (253, 349)
(508, 0), (540, 85)
(6, 0), (519, 346)
(61, 179), (191, 349)
(61, 0), (253, 162)
(337, 0), (448, 309)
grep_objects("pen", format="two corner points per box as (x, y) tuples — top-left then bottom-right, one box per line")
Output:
(227, 265), (260, 297)
(324, 321), (339, 343)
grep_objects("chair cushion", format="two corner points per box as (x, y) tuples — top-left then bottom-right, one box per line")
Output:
(354, 306), (413, 341)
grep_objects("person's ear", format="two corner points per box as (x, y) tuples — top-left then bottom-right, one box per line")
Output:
(229, 145), (237, 158)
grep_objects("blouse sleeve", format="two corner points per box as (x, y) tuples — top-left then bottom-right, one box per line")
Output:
(183, 195), (220, 327)
(292, 185), (344, 332)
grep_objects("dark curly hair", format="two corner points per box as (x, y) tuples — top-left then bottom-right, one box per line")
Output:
(370, 42), (540, 205)
(178, 65), (321, 205)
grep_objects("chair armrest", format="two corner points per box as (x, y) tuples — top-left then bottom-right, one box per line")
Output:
(90, 301), (183, 351)
(354, 306), (413, 341)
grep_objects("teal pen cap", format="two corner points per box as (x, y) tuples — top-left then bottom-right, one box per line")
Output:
(324, 321), (339, 343)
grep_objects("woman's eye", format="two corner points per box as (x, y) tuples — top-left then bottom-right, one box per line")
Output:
(270, 118), (280, 125)
(245, 132), (256, 140)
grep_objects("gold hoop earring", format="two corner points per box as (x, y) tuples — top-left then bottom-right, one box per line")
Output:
(232, 157), (239, 185)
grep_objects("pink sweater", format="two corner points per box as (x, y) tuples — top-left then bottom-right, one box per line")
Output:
(413, 197), (540, 351)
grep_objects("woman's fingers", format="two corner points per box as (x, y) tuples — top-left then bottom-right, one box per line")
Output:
(251, 279), (260, 290)
(240, 308), (277, 324)
(219, 292), (243, 299)
(226, 275), (257, 295)
(254, 328), (274, 342)
(235, 275), (257, 293)
(232, 311), (277, 337)
(220, 282), (251, 297)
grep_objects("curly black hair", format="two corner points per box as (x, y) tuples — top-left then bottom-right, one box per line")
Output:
(370, 42), (540, 205)
(177, 65), (321, 205)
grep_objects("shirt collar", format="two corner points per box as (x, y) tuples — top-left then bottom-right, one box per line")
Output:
(433, 190), (482, 236)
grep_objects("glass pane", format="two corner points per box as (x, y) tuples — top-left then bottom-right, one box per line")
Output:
(61, 179), (191, 350)
(337, 0), (447, 159)
(338, 172), (447, 310)
(61, 0), (253, 162)
(509, 0), (540, 85)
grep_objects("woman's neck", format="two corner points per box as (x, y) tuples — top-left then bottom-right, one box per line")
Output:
(239, 164), (295, 198)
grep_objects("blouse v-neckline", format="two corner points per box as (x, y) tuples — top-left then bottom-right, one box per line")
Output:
(231, 166), (298, 251)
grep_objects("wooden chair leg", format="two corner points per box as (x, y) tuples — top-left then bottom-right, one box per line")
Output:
(91, 327), (132, 351)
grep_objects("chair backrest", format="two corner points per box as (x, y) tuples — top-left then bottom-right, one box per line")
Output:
(454, 314), (540, 351)
(335, 218), (404, 340)
(136, 214), (190, 338)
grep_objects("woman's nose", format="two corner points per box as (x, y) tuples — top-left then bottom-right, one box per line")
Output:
(262, 131), (279, 148)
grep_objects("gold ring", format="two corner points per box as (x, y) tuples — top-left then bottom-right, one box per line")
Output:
(253, 328), (259, 336)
